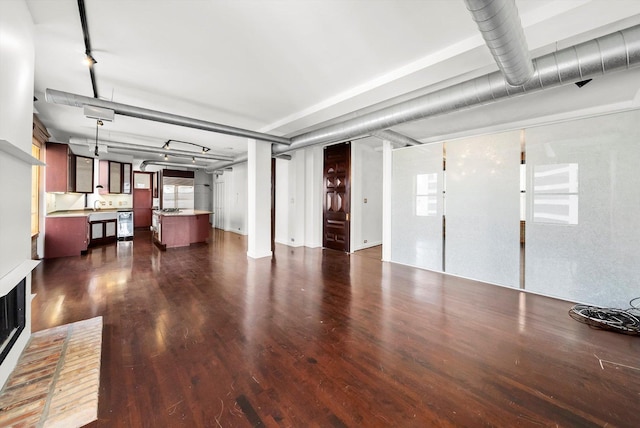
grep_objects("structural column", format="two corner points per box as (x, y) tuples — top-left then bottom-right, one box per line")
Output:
(247, 139), (273, 259)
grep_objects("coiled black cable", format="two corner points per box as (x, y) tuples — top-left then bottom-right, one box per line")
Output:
(569, 297), (640, 336)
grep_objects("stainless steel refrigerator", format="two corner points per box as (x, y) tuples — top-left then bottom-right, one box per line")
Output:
(161, 176), (195, 210)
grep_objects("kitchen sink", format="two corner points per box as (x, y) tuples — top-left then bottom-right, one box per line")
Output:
(88, 212), (118, 222)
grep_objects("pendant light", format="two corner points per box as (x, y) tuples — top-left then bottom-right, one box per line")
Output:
(94, 119), (103, 157)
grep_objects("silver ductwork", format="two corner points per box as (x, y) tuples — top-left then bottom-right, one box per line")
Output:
(69, 137), (235, 161)
(464, 0), (534, 86)
(370, 129), (422, 146)
(276, 24), (640, 155)
(46, 89), (291, 146)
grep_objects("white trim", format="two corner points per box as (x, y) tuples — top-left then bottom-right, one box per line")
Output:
(0, 139), (45, 166)
(0, 260), (40, 298)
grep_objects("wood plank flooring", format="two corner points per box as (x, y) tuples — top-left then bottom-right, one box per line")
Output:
(30, 229), (640, 427)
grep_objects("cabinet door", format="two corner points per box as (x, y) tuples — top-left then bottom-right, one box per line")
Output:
(109, 161), (122, 193)
(45, 143), (69, 192)
(122, 163), (132, 194)
(105, 220), (117, 237)
(74, 155), (94, 193)
(44, 216), (89, 258)
(91, 222), (104, 239)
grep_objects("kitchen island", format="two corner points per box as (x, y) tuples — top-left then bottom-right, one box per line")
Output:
(152, 209), (212, 250)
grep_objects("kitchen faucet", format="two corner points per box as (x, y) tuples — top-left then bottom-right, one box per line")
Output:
(93, 200), (102, 211)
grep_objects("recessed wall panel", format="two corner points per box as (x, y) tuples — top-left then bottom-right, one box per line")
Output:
(391, 143), (443, 271)
(525, 109), (640, 307)
(445, 131), (521, 288)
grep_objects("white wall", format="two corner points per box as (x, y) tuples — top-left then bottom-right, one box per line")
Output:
(0, 0), (35, 388)
(304, 146), (323, 248)
(274, 147), (324, 249)
(274, 158), (289, 245)
(351, 139), (383, 252)
(291, 152), (306, 247)
(194, 170), (213, 223)
(224, 162), (248, 235)
(275, 151), (306, 247)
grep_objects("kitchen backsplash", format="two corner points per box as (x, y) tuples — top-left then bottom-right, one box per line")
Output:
(46, 192), (133, 213)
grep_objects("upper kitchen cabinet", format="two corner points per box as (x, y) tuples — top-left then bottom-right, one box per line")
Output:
(109, 161), (122, 193)
(45, 142), (69, 192)
(99, 160), (132, 194)
(72, 155), (94, 193)
(45, 142), (94, 193)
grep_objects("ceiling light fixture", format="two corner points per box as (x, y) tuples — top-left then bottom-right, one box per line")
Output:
(162, 139), (212, 155)
(192, 157), (196, 163)
(164, 154), (168, 161)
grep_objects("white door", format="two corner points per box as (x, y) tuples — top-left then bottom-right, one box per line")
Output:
(214, 181), (225, 229)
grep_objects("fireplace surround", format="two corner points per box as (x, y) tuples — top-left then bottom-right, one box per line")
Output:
(0, 260), (39, 389)
(0, 278), (26, 365)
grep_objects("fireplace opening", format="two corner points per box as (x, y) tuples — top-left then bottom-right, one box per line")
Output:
(0, 278), (26, 365)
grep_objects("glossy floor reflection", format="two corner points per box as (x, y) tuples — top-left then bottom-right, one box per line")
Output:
(31, 229), (640, 427)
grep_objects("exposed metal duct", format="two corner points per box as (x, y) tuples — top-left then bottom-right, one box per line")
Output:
(276, 24), (640, 155)
(370, 129), (422, 146)
(45, 89), (291, 145)
(69, 137), (235, 161)
(464, 0), (534, 86)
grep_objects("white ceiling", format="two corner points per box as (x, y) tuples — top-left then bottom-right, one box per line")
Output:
(26, 0), (640, 167)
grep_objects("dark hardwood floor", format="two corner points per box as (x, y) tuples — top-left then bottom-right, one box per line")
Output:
(31, 230), (639, 427)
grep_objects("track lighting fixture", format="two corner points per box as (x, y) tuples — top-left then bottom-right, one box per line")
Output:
(164, 154), (169, 161)
(161, 139), (213, 155)
(192, 157), (196, 163)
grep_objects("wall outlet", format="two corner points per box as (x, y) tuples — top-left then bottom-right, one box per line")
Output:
(364, 198), (368, 203)
(108, 201), (113, 206)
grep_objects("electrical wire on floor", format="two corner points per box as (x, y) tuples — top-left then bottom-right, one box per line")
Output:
(569, 297), (640, 336)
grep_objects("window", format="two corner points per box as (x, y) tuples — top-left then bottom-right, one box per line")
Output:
(31, 141), (41, 236)
(415, 173), (438, 216)
(532, 163), (579, 225)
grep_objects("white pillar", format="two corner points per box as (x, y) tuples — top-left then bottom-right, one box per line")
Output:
(382, 140), (392, 261)
(247, 139), (273, 259)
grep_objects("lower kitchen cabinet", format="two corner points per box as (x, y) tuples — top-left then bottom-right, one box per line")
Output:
(89, 219), (117, 247)
(44, 217), (89, 258)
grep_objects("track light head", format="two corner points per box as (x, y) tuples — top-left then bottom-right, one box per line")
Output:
(84, 52), (97, 67)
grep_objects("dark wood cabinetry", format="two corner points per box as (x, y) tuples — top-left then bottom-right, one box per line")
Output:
(99, 160), (132, 194)
(154, 212), (210, 250)
(89, 219), (117, 247)
(45, 142), (94, 193)
(44, 216), (88, 258)
(45, 142), (70, 193)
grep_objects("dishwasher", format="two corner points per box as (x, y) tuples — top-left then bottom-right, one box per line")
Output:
(117, 211), (134, 240)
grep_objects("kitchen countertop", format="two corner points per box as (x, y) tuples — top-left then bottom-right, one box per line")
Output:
(154, 209), (212, 217)
(46, 208), (133, 218)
